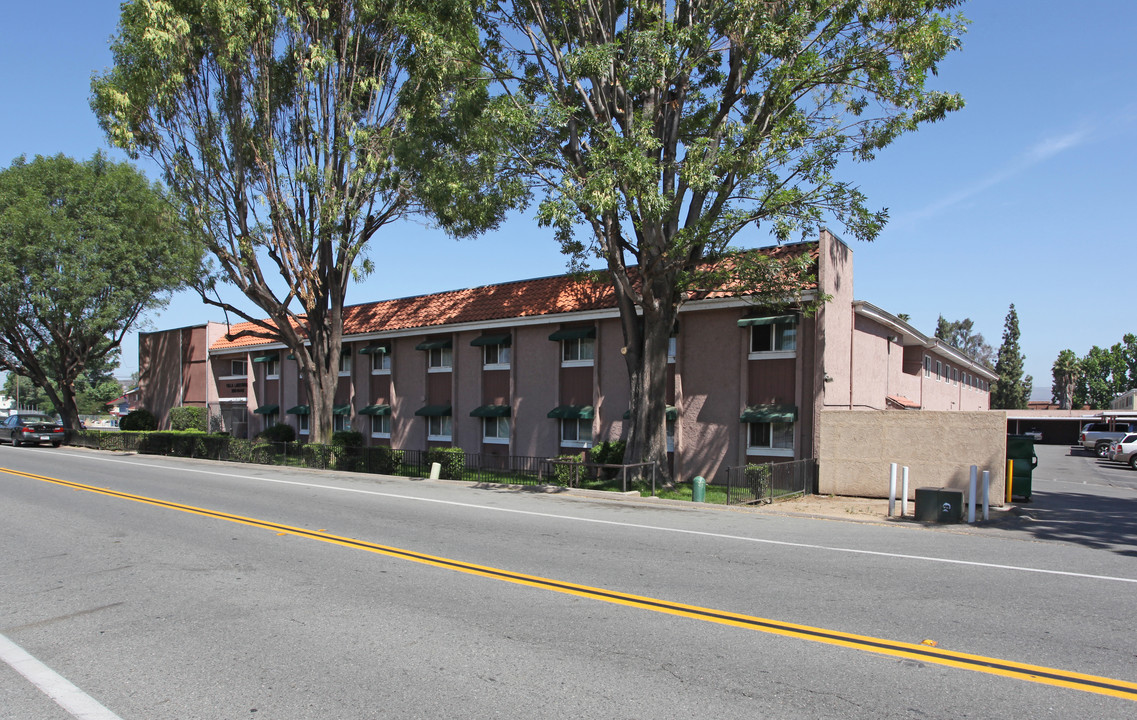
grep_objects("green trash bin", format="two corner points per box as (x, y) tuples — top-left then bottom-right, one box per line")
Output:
(1006, 435), (1038, 501)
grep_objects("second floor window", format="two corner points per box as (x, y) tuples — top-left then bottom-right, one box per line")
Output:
(750, 323), (796, 353)
(484, 343), (511, 367)
(338, 348), (352, 375)
(428, 346), (453, 370)
(562, 337), (595, 364)
(371, 352), (391, 372)
(230, 360), (247, 377)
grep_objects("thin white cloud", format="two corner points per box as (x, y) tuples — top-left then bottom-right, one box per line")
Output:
(1024, 129), (1091, 162)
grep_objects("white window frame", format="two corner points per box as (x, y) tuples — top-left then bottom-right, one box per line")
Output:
(667, 336), (677, 364)
(265, 358), (279, 379)
(427, 415), (452, 441)
(428, 346), (453, 372)
(220, 359), (248, 380)
(333, 413), (351, 432)
(483, 416), (510, 444)
(298, 414), (309, 435)
(666, 419), (675, 453)
(370, 414), (391, 438)
(338, 348), (352, 376)
(748, 323), (797, 359)
(936, 360), (943, 381)
(560, 418), (593, 448)
(924, 356), (931, 378)
(483, 344), (511, 369)
(746, 421), (795, 458)
(370, 351), (391, 374)
(561, 337), (595, 367)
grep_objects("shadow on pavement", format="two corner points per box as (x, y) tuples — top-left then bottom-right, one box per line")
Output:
(1001, 490), (1137, 556)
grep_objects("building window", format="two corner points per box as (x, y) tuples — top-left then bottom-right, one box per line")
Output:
(370, 414), (390, 437)
(951, 367), (957, 385)
(924, 356), (931, 378)
(371, 352), (391, 373)
(560, 418), (592, 447)
(666, 419), (675, 453)
(427, 415), (452, 440)
(562, 337), (595, 365)
(936, 360), (942, 380)
(265, 358), (279, 379)
(428, 346), (453, 371)
(333, 414), (351, 432)
(747, 421), (794, 455)
(667, 336), (678, 364)
(750, 323), (797, 354)
(338, 347), (352, 376)
(483, 417), (510, 443)
(298, 414), (309, 435)
(229, 360), (247, 378)
(484, 343), (511, 368)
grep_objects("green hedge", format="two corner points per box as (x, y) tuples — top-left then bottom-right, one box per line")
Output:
(120, 409), (157, 431)
(426, 447), (465, 480)
(169, 406), (208, 432)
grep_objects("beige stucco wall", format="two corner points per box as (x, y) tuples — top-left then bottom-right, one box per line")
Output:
(818, 409), (1007, 504)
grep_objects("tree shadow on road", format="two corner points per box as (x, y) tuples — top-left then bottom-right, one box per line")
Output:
(999, 490), (1137, 557)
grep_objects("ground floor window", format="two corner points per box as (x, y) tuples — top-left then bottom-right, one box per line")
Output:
(298, 414), (309, 435)
(428, 415), (452, 441)
(561, 418), (592, 448)
(747, 421), (793, 456)
(483, 417), (510, 444)
(370, 414), (390, 438)
(666, 419), (675, 453)
(333, 414), (351, 432)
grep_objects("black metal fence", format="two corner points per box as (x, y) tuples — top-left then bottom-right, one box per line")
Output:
(722, 459), (816, 504)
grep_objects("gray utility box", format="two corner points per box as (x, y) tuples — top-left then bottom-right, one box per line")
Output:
(914, 487), (964, 523)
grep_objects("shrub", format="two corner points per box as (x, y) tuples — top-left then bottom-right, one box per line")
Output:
(744, 464), (773, 503)
(366, 446), (403, 475)
(550, 453), (584, 487)
(169, 406), (208, 431)
(120, 409), (157, 431)
(260, 423), (296, 443)
(426, 447), (465, 480)
(589, 440), (627, 466)
(331, 430), (364, 448)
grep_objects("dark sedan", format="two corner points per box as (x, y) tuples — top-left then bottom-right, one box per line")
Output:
(0, 413), (65, 447)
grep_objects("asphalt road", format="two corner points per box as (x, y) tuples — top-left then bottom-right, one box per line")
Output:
(1, 445), (1135, 719)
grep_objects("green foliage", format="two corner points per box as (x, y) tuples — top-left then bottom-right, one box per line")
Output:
(331, 430), (364, 448)
(1073, 341), (1132, 409)
(92, 0), (515, 444)
(744, 464), (773, 504)
(589, 440), (627, 466)
(478, 0), (968, 473)
(0, 153), (201, 429)
(426, 447), (466, 480)
(992, 304), (1030, 410)
(550, 453), (585, 487)
(368, 445), (404, 475)
(935, 316), (994, 367)
(259, 423), (296, 443)
(120, 408), (158, 431)
(1051, 349), (1081, 409)
(169, 406), (208, 431)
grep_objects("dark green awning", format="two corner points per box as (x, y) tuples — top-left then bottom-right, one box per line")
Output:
(333, 404), (351, 416)
(415, 339), (452, 351)
(470, 404), (511, 418)
(547, 405), (594, 420)
(548, 327), (596, 341)
(740, 404), (797, 423)
(287, 353), (296, 360)
(252, 353), (279, 363)
(737, 314), (798, 328)
(623, 406), (677, 420)
(415, 404), (452, 417)
(253, 404), (279, 415)
(359, 344), (391, 355)
(470, 333), (512, 347)
(360, 404), (391, 416)
(286, 404), (310, 415)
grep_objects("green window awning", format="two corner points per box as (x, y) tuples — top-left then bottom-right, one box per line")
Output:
(286, 404), (310, 415)
(360, 404), (391, 416)
(287, 353), (296, 360)
(547, 405), (594, 420)
(359, 344), (391, 355)
(740, 404), (797, 423)
(737, 314), (798, 328)
(470, 404), (511, 418)
(470, 333), (512, 347)
(415, 339), (452, 351)
(548, 327), (596, 341)
(252, 353), (279, 363)
(253, 404), (279, 415)
(333, 404), (351, 416)
(415, 404), (452, 417)
(623, 406), (677, 421)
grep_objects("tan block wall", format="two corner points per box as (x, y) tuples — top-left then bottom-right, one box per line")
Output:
(818, 410), (1008, 505)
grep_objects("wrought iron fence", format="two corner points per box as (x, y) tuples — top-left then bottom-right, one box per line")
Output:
(723, 458), (816, 504)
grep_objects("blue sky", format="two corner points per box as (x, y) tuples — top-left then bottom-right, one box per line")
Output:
(1, 1), (1134, 400)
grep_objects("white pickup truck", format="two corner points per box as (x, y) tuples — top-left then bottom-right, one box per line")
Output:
(1080, 422), (1137, 457)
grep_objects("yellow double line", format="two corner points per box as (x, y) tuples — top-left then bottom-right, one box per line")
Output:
(7, 466), (1136, 702)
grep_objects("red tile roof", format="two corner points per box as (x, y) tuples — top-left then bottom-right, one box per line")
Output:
(211, 242), (819, 353)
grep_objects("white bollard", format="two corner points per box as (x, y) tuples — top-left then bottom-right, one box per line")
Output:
(902, 466), (909, 517)
(888, 463), (897, 517)
(968, 465), (977, 523)
(982, 470), (990, 521)
(430, 462), (442, 480)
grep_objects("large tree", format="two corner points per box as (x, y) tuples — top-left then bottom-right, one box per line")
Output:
(93, 0), (517, 443)
(1050, 348), (1080, 409)
(935, 316), (993, 367)
(1073, 342), (1131, 409)
(0, 154), (201, 429)
(991, 303), (1030, 410)
(478, 0), (968, 474)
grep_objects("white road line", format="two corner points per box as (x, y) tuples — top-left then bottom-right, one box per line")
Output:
(60, 454), (1137, 585)
(0, 633), (123, 720)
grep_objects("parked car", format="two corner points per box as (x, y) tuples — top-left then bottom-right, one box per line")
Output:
(1080, 422), (1137, 457)
(1024, 429), (1043, 442)
(1110, 433), (1137, 468)
(0, 413), (65, 447)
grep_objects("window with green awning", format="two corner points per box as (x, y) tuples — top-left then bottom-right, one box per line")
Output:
(286, 405), (310, 415)
(359, 404), (391, 416)
(252, 353), (279, 363)
(414, 404), (452, 417)
(547, 405), (594, 420)
(548, 327), (596, 341)
(358, 344), (391, 354)
(415, 339), (452, 351)
(253, 404), (279, 415)
(737, 314), (798, 327)
(470, 404), (511, 418)
(470, 334), (511, 347)
(333, 404), (351, 416)
(739, 404), (797, 423)
(623, 406), (677, 420)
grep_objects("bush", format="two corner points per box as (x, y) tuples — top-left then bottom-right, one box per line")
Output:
(366, 445), (403, 475)
(331, 430), (364, 448)
(550, 453), (585, 487)
(120, 409), (157, 431)
(259, 423), (296, 443)
(169, 406), (208, 432)
(589, 440), (627, 466)
(426, 447), (465, 480)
